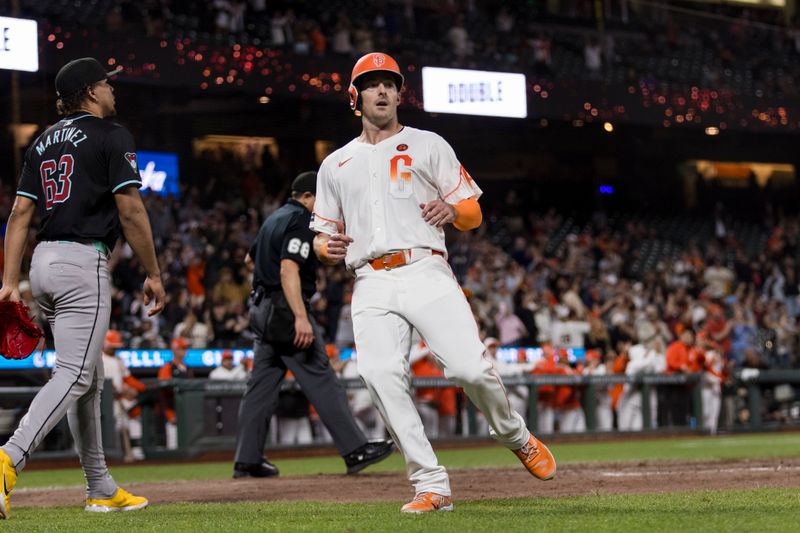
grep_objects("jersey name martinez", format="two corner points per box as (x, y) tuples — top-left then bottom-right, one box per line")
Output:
(34, 126), (88, 155)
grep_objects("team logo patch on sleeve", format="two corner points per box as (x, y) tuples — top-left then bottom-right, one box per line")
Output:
(125, 152), (138, 171)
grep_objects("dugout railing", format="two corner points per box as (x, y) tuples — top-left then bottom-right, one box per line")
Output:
(2, 370), (797, 460)
(128, 370), (800, 459)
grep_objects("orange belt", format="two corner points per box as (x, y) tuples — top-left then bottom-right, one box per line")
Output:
(369, 249), (444, 271)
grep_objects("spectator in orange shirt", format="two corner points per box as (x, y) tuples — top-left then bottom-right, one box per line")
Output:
(663, 329), (695, 427)
(158, 337), (194, 449)
(554, 351), (585, 433)
(609, 346), (629, 417)
(309, 22), (327, 55)
(186, 254), (206, 307)
(666, 329), (695, 373)
(410, 340), (457, 439)
(532, 347), (559, 434)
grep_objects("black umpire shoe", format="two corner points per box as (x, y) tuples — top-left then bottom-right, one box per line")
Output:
(344, 440), (395, 474)
(232, 459), (280, 479)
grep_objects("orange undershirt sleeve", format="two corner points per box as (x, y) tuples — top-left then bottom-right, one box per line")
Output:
(453, 197), (482, 231)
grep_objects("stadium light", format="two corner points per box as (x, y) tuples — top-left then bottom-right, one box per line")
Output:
(0, 16), (38, 72)
(705, 126), (720, 136)
(603, 122), (614, 133)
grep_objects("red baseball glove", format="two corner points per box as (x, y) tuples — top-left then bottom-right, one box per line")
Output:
(0, 301), (44, 360)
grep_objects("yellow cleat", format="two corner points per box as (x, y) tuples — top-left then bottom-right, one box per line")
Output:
(0, 448), (18, 520)
(85, 487), (148, 513)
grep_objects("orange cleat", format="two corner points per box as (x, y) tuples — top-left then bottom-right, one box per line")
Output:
(400, 492), (454, 513)
(513, 434), (557, 480)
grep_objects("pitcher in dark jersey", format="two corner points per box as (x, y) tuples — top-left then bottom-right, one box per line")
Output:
(0, 57), (165, 518)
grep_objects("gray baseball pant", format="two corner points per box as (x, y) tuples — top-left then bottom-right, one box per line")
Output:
(1, 241), (118, 499)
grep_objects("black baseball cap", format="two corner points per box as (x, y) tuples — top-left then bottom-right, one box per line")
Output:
(291, 171), (317, 195)
(55, 57), (123, 97)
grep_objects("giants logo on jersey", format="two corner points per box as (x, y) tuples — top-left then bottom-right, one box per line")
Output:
(125, 152), (138, 172)
(389, 155), (413, 198)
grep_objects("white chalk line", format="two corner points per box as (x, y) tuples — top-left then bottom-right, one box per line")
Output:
(601, 465), (800, 477)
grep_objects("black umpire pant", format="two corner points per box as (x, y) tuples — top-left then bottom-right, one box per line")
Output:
(234, 295), (367, 464)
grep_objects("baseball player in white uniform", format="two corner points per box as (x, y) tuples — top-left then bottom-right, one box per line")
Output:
(311, 52), (556, 513)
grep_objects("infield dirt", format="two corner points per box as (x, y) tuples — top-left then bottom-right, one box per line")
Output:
(13, 457), (800, 508)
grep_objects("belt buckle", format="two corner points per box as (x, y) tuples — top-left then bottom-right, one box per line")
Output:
(382, 254), (395, 271)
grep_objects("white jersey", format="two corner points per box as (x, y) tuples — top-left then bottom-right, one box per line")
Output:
(208, 365), (248, 381)
(311, 126), (482, 271)
(102, 353), (129, 392)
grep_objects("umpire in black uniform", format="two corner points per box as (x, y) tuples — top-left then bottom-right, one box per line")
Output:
(232, 171), (393, 478)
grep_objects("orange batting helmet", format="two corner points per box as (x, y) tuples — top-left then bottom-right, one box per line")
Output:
(348, 52), (404, 111)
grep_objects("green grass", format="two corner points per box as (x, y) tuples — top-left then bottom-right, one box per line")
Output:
(7, 489), (800, 532)
(16, 432), (800, 490)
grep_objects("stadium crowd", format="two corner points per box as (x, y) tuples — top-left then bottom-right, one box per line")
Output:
(6, 176), (798, 372)
(22, 0), (800, 103)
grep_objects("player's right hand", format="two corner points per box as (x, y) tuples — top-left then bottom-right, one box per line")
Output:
(143, 275), (166, 316)
(294, 316), (314, 349)
(326, 233), (353, 261)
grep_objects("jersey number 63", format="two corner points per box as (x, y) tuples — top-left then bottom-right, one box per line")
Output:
(40, 154), (74, 210)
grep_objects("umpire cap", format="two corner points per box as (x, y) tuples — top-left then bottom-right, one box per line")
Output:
(55, 57), (123, 97)
(291, 171), (317, 196)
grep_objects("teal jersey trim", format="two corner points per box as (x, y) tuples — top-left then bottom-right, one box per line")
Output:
(16, 191), (38, 201)
(112, 180), (143, 193)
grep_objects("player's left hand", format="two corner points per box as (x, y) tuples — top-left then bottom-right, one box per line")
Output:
(143, 275), (166, 316)
(419, 200), (456, 228)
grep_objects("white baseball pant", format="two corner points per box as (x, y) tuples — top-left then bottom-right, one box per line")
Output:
(618, 387), (659, 431)
(702, 385), (721, 434)
(352, 255), (528, 496)
(558, 408), (586, 433)
(595, 394), (614, 431)
(537, 404), (555, 434)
